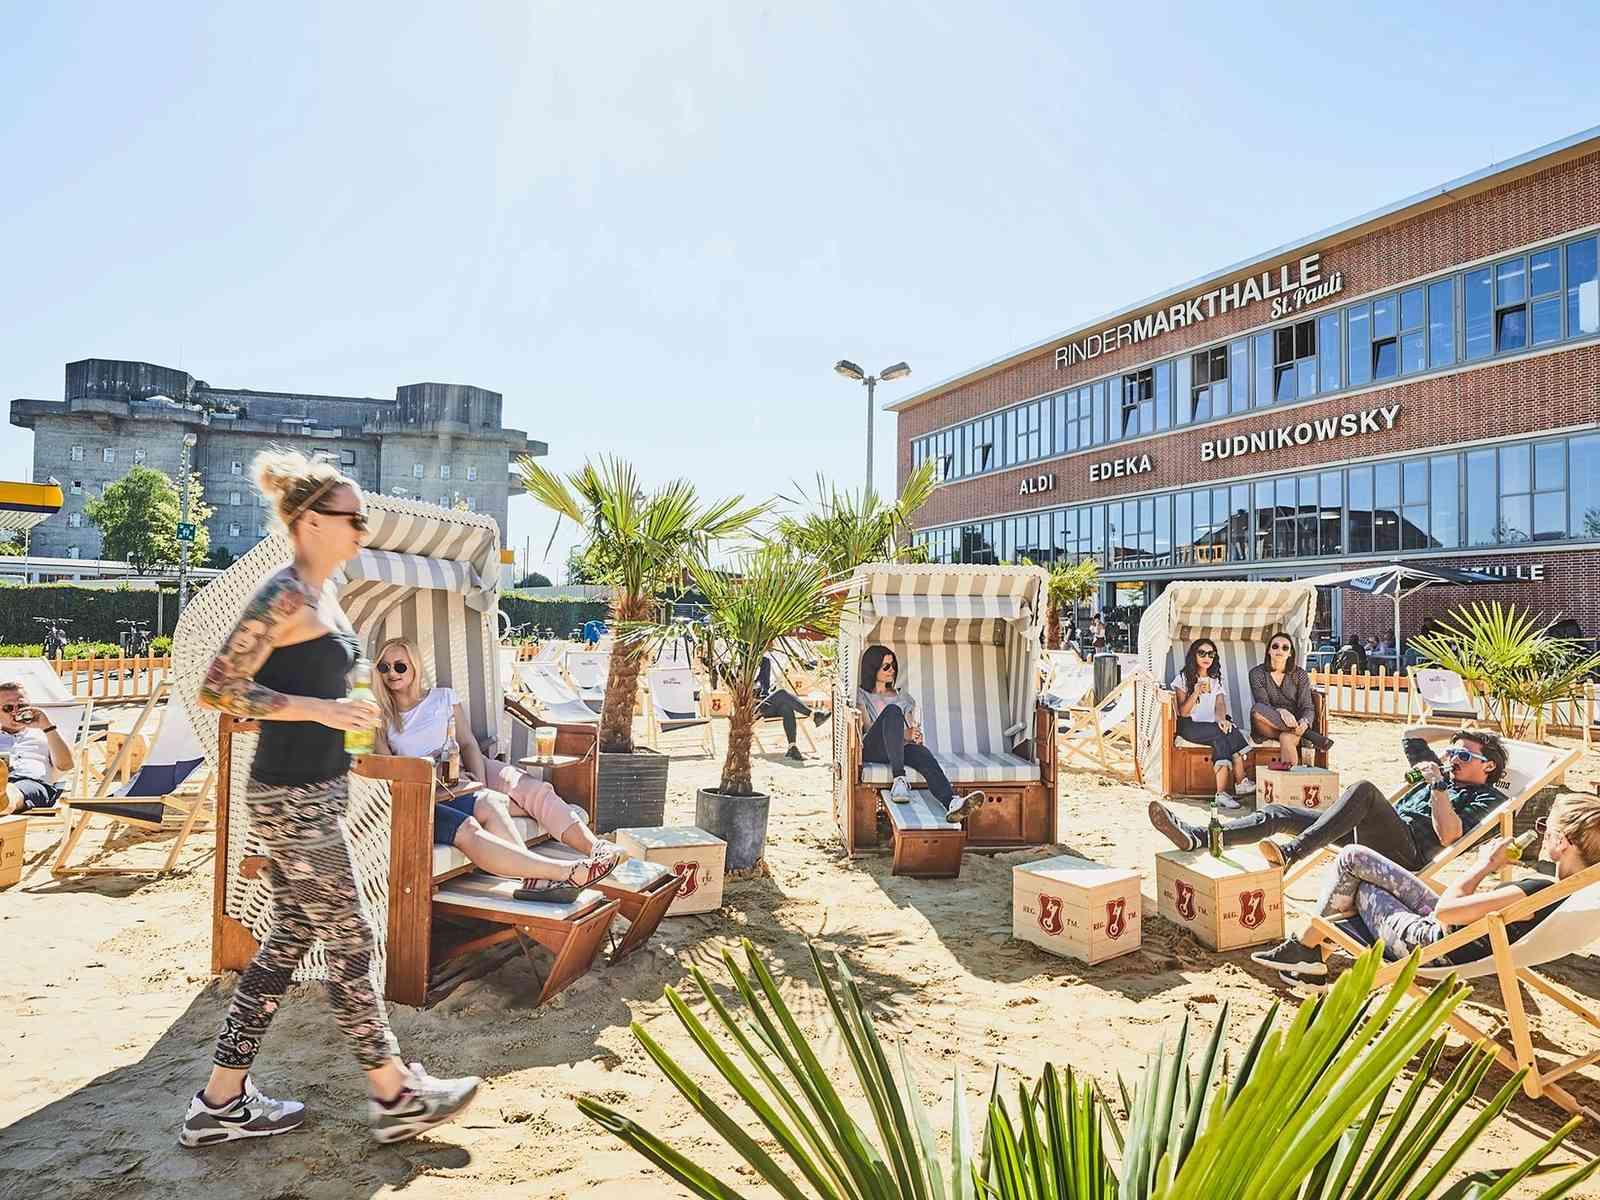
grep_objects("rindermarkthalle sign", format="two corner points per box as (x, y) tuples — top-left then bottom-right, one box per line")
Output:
(1054, 253), (1344, 369)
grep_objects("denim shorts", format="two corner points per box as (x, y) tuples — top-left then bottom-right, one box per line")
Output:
(433, 789), (484, 846)
(10, 778), (63, 812)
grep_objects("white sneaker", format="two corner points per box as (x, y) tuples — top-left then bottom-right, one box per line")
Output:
(1215, 791), (1242, 810)
(1236, 777), (1257, 796)
(888, 777), (913, 804)
(179, 1077), (305, 1148)
(368, 1062), (481, 1144)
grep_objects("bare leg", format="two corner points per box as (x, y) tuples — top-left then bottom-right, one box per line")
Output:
(454, 818), (575, 881)
(1231, 753), (1251, 793)
(1214, 760), (1232, 794)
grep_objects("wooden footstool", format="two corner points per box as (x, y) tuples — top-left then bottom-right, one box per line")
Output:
(616, 825), (726, 915)
(1013, 854), (1141, 963)
(1156, 846), (1283, 950)
(1258, 765), (1340, 815)
(0, 815), (24, 890)
(882, 790), (965, 878)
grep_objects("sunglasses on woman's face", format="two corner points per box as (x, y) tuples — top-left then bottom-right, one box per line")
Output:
(314, 508), (369, 532)
(0, 701), (26, 713)
(1270, 643), (1292, 652)
(880, 662), (896, 673)
(376, 661), (408, 675)
(1196, 650), (1215, 660)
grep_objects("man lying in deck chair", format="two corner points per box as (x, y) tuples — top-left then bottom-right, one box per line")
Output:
(1150, 726), (1507, 873)
(1249, 792), (1600, 985)
(0, 680), (75, 816)
(372, 637), (623, 897)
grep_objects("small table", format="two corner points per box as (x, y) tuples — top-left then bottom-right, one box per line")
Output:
(1156, 846), (1283, 951)
(516, 754), (584, 770)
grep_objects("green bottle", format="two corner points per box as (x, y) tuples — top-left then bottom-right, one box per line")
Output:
(1207, 796), (1224, 858)
(344, 657), (376, 754)
(1504, 829), (1540, 862)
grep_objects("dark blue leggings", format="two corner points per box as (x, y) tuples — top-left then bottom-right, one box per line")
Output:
(862, 705), (953, 803)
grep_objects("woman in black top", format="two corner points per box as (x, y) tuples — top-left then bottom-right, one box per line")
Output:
(182, 449), (479, 1150)
(1248, 632), (1334, 762)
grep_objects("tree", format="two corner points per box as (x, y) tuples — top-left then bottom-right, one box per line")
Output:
(205, 545), (237, 570)
(774, 460), (937, 577)
(0, 536), (23, 556)
(515, 571), (553, 589)
(565, 544), (598, 585)
(520, 455), (766, 752)
(1044, 557), (1101, 649)
(84, 466), (213, 573)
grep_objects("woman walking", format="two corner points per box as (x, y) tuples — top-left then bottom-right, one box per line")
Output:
(181, 449), (479, 1148)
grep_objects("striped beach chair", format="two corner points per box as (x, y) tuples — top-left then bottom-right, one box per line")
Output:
(1134, 581), (1330, 800)
(832, 565), (1057, 874)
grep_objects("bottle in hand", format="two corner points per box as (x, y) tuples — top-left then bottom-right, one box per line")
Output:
(345, 658), (377, 754)
(444, 711), (461, 785)
(1504, 829), (1541, 862)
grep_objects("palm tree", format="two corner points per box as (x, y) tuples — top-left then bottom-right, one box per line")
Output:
(579, 939), (1599, 1198)
(1044, 558), (1100, 650)
(775, 460), (937, 578)
(518, 456), (766, 753)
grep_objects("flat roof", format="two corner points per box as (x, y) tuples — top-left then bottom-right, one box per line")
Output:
(888, 123), (1600, 414)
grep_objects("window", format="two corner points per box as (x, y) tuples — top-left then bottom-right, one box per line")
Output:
(412, 463), (425, 479)
(466, 465), (478, 482)
(1254, 480), (1278, 559)
(1533, 440), (1566, 540)
(1498, 443), (1531, 542)
(1531, 248), (1561, 346)
(1466, 448), (1497, 546)
(1120, 369), (1152, 436)
(1374, 463), (1400, 552)
(1319, 471), (1343, 555)
(1430, 454), (1459, 549)
(313, 448), (336, 465)
(1253, 331), (1274, 406)
(340, 449), (356, 467)
(1275, 477), (1298, 556)
(1464, 267), (1492, 360)
(67, 546), (80, 559)
(102, 447), (116, 465)
(257, 525), (269, 539)
(1153, 362), (1171, 431)
(1401, 458), (1429, 550)
(1571, 434), (1600, 538)
(228, 522), (242, 537)
(70, 445), (85, 462)
(1568, 237), (1598, 337)
(466, 496), (477, 512)
(1428, 278), (1455, 368)
(1495, 257), (1527, 352)
(1189, 345), (1227, 423)
(1348, 466), (1373, 554)
(1399, 287), (1425, 374)
(230, 461), (243, 476)
(133, 448), (146, 464)
(70, 480), (82, 495)
(1318, 313), (1341, 392)
(67, 512), (82, 528)
(229, 491), (241, 506)
(1371, 295), (1398, 381)
(1346, 302), (1372, 386)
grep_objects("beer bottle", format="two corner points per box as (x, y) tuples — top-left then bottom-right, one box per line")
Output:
(1208, 796), (1224, 858)
(1404, 766), (1426, 786)
(344, 658), (376, 754)
(1504, 829), (1540, 862)
(444, 710), (461, 786)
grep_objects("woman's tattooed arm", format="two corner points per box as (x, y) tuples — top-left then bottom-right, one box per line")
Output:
(198, 569), (317, 717)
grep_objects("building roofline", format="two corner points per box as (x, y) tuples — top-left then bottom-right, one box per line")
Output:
(201, 386), (394, 405)
(886, 123), (1600, 414)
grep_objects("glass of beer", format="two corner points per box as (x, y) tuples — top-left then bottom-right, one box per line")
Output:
(535, 726), (558, 761)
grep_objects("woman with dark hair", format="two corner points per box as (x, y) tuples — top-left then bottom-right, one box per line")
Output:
(1171, 637), (1254, 809)
(1248, 632), (1333, 764)
(857, 644), (983, 821)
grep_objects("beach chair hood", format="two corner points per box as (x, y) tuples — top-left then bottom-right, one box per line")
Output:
(1134, 580), (1317, 783)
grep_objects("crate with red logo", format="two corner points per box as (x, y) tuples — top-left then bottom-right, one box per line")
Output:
(1156, 846), (1283, 950)
(1012, 854), (1142, 964)
(615, 825), (726, 916)
(1257, 765), (1340, 816)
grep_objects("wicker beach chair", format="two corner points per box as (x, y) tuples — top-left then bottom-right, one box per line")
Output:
(177, 497), (668, 1007)
(832, 564), (1058, 875)
(1134, 581), (1330, 800)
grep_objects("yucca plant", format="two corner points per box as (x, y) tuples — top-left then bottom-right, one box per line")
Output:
(1411, 601), (1600, 740)
(579, 939), (1597, 1199)
(518, 455), (767, 752)
(775, 460), (937, 579)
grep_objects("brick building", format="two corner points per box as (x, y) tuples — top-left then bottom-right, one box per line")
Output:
(891, 126), (1600, 648)
(11, 359), (545, 561)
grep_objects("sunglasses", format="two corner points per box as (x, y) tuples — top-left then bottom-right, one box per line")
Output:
(1270, 643), (1292, 652)
(1196, 650), (1216, 659)
(0, 702), (27, 713)
(1442, 746), (1489, 764)
(375, 661), (408, 675)
(313, 508), (369, 532)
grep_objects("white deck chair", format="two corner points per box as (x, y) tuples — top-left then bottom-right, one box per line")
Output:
(1414, 668), (1480, 726)
(644, 667), (716, 756)
(530, 639), (567, 666)
(0, 657), (95, 797)
(565, 651), (610, 711)
(52, 688), (214, 878)
(1302, 861), (1600, 1121)
(498, 643), (521, 697)
(1057, 674), (1140, 777)
(515, 663), (601, 725)
(751, 653), (821, 755)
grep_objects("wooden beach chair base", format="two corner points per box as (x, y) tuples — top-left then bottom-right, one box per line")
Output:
(883, 789), (966, 878)
(536, 845), (684, 962)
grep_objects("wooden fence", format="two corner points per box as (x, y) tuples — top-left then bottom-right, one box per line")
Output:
(1309, 668), (1598, 741)
(52, 656), (172, 703)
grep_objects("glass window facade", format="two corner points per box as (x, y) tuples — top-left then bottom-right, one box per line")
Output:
(913, 432), (1600, 568)
(910, 230), (1600, 486)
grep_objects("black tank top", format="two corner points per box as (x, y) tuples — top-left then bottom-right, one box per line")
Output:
(250, 631), (360, 785)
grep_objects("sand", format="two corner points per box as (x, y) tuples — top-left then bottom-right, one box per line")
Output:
(3, 715), (1598, 1198)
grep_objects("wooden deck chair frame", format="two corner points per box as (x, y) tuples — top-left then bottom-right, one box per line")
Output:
(1283, 727), (1581, 893)
(749, 652), (821, 756)
(642, 667), (717, 757)
(1414, 667), (1482, 728)
(51, 682), (215, 879)
(1297, 860), (1600, 1122)
(1056, 675), (1141, 778)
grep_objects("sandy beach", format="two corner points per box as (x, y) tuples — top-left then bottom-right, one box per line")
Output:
(3, 714), (1598, 1199)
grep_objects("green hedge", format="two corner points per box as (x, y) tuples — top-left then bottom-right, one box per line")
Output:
(0, 584), (173, 643)
(499, 594), (609, 637)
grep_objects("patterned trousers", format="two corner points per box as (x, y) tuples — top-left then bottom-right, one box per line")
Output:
(1317, 844), (1446, 960)
(213, 776), (401, 1072)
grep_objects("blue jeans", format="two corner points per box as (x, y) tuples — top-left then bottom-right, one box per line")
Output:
(862, 705), (953, 804)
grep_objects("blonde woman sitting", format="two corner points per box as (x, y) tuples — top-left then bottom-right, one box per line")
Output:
(371, 636), (621, 895)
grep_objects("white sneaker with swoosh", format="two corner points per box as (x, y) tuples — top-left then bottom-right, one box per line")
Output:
(369, 1062), (481, 1144)
(179, 1077), (305, 1147)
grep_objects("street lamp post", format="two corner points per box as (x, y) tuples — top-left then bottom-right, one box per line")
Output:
(178, 432), (197, 612)
(834, 359), (912, 496)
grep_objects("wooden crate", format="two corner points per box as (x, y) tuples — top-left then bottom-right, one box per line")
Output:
(0, 815), (25, 890)
(1258, 765), (1340, 815)
(616, 825), (726, 916)
(1156, 846), (1283, 951)
(1013, 854), (1141, 964)
(707, 690), (733, 718)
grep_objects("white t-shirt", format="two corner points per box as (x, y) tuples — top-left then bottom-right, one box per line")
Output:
(1171, 672), (1222, 723)
(5, 727), (61, 783)
(387, 687), (458, 758)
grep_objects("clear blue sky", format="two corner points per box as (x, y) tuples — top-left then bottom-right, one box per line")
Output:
(4, 2), (1597, 577)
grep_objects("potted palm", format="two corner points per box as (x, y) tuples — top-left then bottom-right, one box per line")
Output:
(519, 455), (766, 830)
(1044, 557), (1100, 649)
(670, 545), (840, 871)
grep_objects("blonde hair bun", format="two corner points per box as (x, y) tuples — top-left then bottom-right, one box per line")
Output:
(253, 446), (353, 530)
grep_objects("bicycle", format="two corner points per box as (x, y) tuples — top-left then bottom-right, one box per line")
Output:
(33, 616), (71, 660)
(117, 619), (153, 658)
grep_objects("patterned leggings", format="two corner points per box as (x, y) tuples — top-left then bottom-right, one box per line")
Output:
(1317, 844), (1446, 960)
(214, 777), (401, 1072)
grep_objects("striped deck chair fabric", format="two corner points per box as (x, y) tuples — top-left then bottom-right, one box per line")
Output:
(65, 699), (207, 825)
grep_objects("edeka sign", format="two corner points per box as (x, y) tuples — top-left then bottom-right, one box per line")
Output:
(1054, 253), (1344, 369)
(1199, 404), (1400, 464)
(1089, 454), (1152, 483)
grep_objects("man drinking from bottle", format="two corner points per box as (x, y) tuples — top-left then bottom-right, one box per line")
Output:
(0, 681), (75, 815)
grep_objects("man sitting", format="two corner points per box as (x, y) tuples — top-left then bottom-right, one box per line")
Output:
(0, 681), (76, 816)
(1149, 726), (1507, 873)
